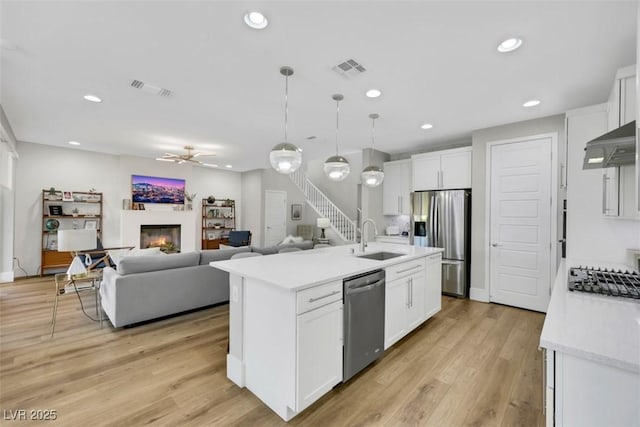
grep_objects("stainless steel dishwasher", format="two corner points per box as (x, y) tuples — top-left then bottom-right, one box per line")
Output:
(343, 269), (385, 382)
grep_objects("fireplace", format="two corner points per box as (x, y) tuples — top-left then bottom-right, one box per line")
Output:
(140, 224), (181, 253)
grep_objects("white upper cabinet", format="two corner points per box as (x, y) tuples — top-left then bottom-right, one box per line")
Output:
(412, 147), (472, 191)
(608, 65), (636, 129)
(604, 65), (636, 218)
(383, 159), (411, 215)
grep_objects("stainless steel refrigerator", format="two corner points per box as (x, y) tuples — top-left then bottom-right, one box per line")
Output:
(410, 190), (471, 297)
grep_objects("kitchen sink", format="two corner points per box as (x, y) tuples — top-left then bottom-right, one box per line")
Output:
(356, 251), (405, 261)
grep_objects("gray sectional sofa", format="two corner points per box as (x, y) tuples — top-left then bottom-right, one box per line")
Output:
(99, 241), (315, 328)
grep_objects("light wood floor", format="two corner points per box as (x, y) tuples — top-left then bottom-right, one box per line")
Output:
(0, 276), (545, 426)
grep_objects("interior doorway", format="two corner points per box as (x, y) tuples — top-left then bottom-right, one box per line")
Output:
(264, 190), (287, 246)
(486, 134), (557, 312)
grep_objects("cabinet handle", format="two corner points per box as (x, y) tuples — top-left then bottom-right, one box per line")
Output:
(396, 264), (421, 274)
(308, 290), (340, 303)
(409, 278), (413, 307)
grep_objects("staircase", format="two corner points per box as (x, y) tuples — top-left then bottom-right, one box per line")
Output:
(289, 169), (357, 242)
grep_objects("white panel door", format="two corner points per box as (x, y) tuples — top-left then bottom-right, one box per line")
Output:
(489, 137), (552, 312)
(264, 190), (286, 246)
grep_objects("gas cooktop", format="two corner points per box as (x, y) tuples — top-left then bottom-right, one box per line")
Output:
(568, 266), (640, 300)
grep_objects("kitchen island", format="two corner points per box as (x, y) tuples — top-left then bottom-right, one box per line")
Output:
(211, 242), (443, 421)
(539, 259), (640, 426)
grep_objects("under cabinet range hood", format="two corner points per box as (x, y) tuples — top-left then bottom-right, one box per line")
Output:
(583, 120), (636, 169)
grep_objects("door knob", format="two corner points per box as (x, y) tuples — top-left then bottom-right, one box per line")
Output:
(491, 242), (500, 247)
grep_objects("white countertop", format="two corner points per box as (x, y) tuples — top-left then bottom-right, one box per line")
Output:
(210, 242), (443, 291)
(540, 259), (640, 373)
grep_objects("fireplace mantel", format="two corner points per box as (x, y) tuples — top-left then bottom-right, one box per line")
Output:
(121, 210), (197, 252)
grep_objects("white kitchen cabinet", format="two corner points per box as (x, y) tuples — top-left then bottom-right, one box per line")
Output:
(543, 349), (640, 426)
(296, 299), (343, 412)
(602, 167), (620, 216)
(236, 277), (343, 421)
(383, 159), (411, 215)
(424, 253), (442, 319)
(412, 147), (472, 191)
(603, 65), (636, 218)
(384, 258), (427, 349)
(411, 155), (440, 191)
(384, 275), (408, 349)
(406, 271), (425, 331)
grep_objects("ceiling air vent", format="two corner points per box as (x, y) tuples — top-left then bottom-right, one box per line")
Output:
(332, 58), (366, 78)
(130, 79), (173, 97)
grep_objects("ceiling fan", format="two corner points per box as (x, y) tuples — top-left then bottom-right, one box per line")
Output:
(156, 145), (216, 165)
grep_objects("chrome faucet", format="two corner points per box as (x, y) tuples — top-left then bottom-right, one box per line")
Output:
(360, 218), (378, 252)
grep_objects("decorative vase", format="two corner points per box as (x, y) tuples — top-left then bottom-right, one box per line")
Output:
(207, 196), (216, 204)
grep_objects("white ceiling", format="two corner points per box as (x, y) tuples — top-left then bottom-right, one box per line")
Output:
(0, 1), (637, 172)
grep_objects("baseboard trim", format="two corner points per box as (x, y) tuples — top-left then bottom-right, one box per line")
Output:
(470, 287), (489, 302)
(0, 271), (14, 283)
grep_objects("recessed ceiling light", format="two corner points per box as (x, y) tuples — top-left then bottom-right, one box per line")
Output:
(420, 123), (433, 130)
(244, 11), (268, 29)
(523, 99), (541, 107)
(588, 157), (604, 164)
(366, 89), (381, 98)
(68, 141), (81, 146)
(497, 37), (523, 53)
(225, 164), (233, 169)
(83, 94), (102, 103)
(203, 163), (218, 167)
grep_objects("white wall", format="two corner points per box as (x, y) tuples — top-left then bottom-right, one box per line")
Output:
(470, 115), (566, 297)
(565, 104), (640, 265)
(13, 142), (241, 277)
(0, 145), (15, 282)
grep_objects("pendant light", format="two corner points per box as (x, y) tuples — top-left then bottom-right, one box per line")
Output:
(324, 94), (350, 181)
(270, 66), (302, 174)
(361, 113), (384, 188)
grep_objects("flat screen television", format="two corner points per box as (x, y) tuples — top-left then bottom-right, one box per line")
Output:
(131, 174), (185, 204)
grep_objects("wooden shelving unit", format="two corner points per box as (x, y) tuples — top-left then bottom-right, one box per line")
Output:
(41, 189), (103, 276)
(201, 198), (235, 249)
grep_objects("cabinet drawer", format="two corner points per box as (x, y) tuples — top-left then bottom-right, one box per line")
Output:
(297, 280), (343, 314)
(42, 250), (72, 267)
(385, 258), (426, 283)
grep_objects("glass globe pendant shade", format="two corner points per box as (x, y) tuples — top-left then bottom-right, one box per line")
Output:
(270, 142), (302, 174)
(361, 165), (384, 187)
(324, 155), (350, 181)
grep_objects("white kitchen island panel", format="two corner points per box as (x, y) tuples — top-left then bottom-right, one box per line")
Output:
(213, 243), (444, 421)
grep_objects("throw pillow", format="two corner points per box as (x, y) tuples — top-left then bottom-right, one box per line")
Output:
(129, 247), (164, 257)
(280, 235), (304, 245)
(107, 248), (132, 267)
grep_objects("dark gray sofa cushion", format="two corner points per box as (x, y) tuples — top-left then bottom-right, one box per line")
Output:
(117, 252), (200, 275)
(199, 247), (250, 264)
